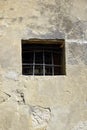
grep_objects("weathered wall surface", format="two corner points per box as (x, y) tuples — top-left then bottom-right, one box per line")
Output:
(0, 0), (87, 130)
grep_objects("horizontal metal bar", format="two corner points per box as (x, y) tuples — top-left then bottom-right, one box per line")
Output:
(22, 50), (62, 54)
(22, 63), (62, 67)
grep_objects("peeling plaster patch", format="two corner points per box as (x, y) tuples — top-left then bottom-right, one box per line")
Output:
(5, 71), (18, 81)
(67, 21), (84, 40)
(71, 121), (87, 130)
(30, 106), (51, 128)
(22, 28), (65, 39)
(62, 16), (73, 33)
(34, 0), (73, 34)
(68, 42), (87, 65)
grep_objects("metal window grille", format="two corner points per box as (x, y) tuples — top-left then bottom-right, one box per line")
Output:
(22, 40), (66, 75)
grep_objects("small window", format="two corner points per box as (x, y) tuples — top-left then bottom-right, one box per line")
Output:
(22, 39), (66, 75)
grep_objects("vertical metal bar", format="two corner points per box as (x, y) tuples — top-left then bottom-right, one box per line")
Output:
(43, 49), (45, 75)
(52, 51), (54, 75)
(33, 51), (35, 75)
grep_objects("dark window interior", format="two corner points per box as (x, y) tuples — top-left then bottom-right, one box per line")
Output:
(22, 39), (66, 76)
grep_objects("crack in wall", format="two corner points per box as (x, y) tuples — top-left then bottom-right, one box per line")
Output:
(0, 90), (11, 104)
(14, 89), (25, 105)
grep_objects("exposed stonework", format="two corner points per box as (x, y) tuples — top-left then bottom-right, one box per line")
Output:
(30, 106), (51, 129)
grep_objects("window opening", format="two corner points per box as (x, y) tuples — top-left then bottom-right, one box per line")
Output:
(22, 39), (66, 76)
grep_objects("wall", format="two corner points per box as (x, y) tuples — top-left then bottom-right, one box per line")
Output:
(0, 0), (87, 130)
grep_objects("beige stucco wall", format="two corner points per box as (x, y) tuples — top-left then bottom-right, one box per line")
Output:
(0, 0), (87, 130)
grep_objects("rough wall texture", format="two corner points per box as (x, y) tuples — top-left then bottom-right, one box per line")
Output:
(0, 0), (87, 130)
